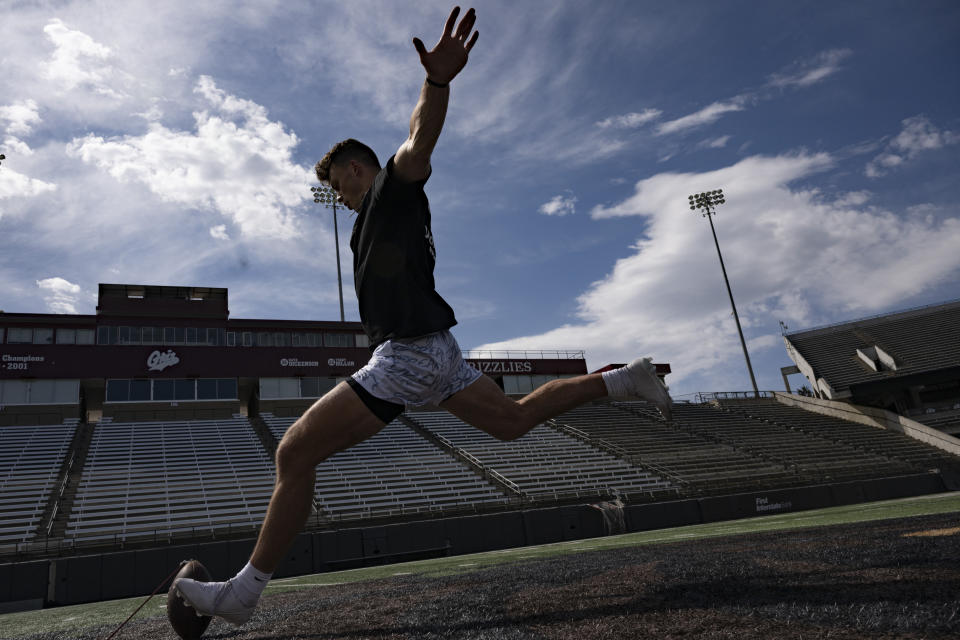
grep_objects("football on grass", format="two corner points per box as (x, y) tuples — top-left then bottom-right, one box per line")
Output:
(167, 559), (213, 640)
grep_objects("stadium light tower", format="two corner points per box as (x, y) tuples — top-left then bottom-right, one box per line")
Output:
(310, 185), (346, 322)
(688, 189), (760, 397)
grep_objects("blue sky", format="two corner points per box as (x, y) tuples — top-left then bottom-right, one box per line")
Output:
(1, 0), (958, 399)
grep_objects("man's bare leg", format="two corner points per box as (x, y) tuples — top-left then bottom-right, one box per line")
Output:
(249, 382), (385, 573)
(441, 373), (607, 441)
(175, 381), (387, 625)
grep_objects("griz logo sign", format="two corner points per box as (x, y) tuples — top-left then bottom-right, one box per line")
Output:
(147, 350), (180, 372)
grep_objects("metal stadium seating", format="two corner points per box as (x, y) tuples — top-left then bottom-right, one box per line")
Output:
(666, 401), (919, 483)
(262, 413), (510, 520)
(406, 411), (675, 498)
(0, 421), (76, 543)
(556, 403), (798, 492)
(7, 395), (951, 549)
(65, 417), (275, 542)
(720, 399), (959, 472)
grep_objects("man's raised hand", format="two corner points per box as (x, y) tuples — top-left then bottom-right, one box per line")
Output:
(412, 6), (478, 86)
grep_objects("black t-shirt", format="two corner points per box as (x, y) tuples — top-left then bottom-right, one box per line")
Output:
(350, 155), (457, 347)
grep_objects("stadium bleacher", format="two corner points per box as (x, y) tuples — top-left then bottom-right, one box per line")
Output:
(554, 402), (800, 493)
(65, 417), (275, 542)
(0, 394), (954, 555)
(406, 411), (676, 499)
(0, 421), (76, 544)
(262, 413), (510, 520)
(666, 401), (919, 483)
(719, 398), (960, 472)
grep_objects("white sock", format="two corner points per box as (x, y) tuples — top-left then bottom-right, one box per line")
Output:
(601, 367), (629, 397)
(232, 562), (272, 606)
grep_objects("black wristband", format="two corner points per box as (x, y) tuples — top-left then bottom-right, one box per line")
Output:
(426, 77), (449, 88)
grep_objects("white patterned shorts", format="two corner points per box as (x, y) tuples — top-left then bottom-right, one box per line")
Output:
(351, 330), (482, 409)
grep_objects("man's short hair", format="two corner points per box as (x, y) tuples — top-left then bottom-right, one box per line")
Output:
(315, 139), (381, 182)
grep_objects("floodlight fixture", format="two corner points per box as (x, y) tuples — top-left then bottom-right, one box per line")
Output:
(689, 189), (725, 214)
(310, 185), (346, 322)
(686, 187), (759, 397)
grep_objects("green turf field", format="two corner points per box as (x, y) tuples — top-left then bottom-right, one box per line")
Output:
(2, 491), (958, 639)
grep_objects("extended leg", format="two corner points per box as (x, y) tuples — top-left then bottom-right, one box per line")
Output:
(442, 358), (670, 441)
(441, 373), (607, 441)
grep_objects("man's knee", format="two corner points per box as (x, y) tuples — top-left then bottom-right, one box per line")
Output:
(485, 405), (536, 441)
(492, 427), (523, 442)
(275, 433), (311, 476)
(275, 414), (325, 475)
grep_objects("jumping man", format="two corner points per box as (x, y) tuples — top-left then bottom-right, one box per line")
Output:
(175, 6), (671, 625)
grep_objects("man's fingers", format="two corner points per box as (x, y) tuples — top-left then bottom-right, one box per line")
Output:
(413, 37), (427, 57)
(456, 8), (476, 39)
(444, 6), (460, 37)
(465, 30), (478, 53)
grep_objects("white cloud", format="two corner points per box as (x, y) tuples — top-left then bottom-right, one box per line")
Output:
(210, 224), (229, 240)
(1, 99), (42, 157)
(42, 19), (128, 99)
(834, 190), (871, 207)
(0, 169), (57, 203)
(698, 135), (731, 149)
(539, 192), (577, 216)
(747, 334), (779, 351)
(2, 138), (34, 156)
(135, 104), (164, 123)
(767, 49), (852, 88)
(0, 100), (41, 137)
(656, 100), (746, 136)
(66, 76), (310, 239)
(890, 115), (959, 153)
(515, 126), (629, 165)
(596, 109), (662, 130)
(477, 152), (960, 393)
(0, 5), (351, 323)
(866, 116), (960, 178)
(36, 277), (82, 314)
(651, 49), (850, 142)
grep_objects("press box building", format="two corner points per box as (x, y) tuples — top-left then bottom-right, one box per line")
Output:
(0, 283), (589, 426)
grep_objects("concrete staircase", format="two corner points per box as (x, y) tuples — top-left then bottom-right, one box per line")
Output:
(39, 421), (95, 540)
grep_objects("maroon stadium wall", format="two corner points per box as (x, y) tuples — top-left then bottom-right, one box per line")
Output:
(0, 344), (369, 380)
(0, 345), (586, 380)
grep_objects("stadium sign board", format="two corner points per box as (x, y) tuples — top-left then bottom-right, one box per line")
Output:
(147, 350), (180, 372)
(2, 354), (45, 372)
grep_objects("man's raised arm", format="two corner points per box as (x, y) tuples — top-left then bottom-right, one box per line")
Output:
(393, 6), (479, 184)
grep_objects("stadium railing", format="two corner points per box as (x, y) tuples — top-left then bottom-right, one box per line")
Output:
(461, 349), (585, 360)
(695, 391), (776, 402)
